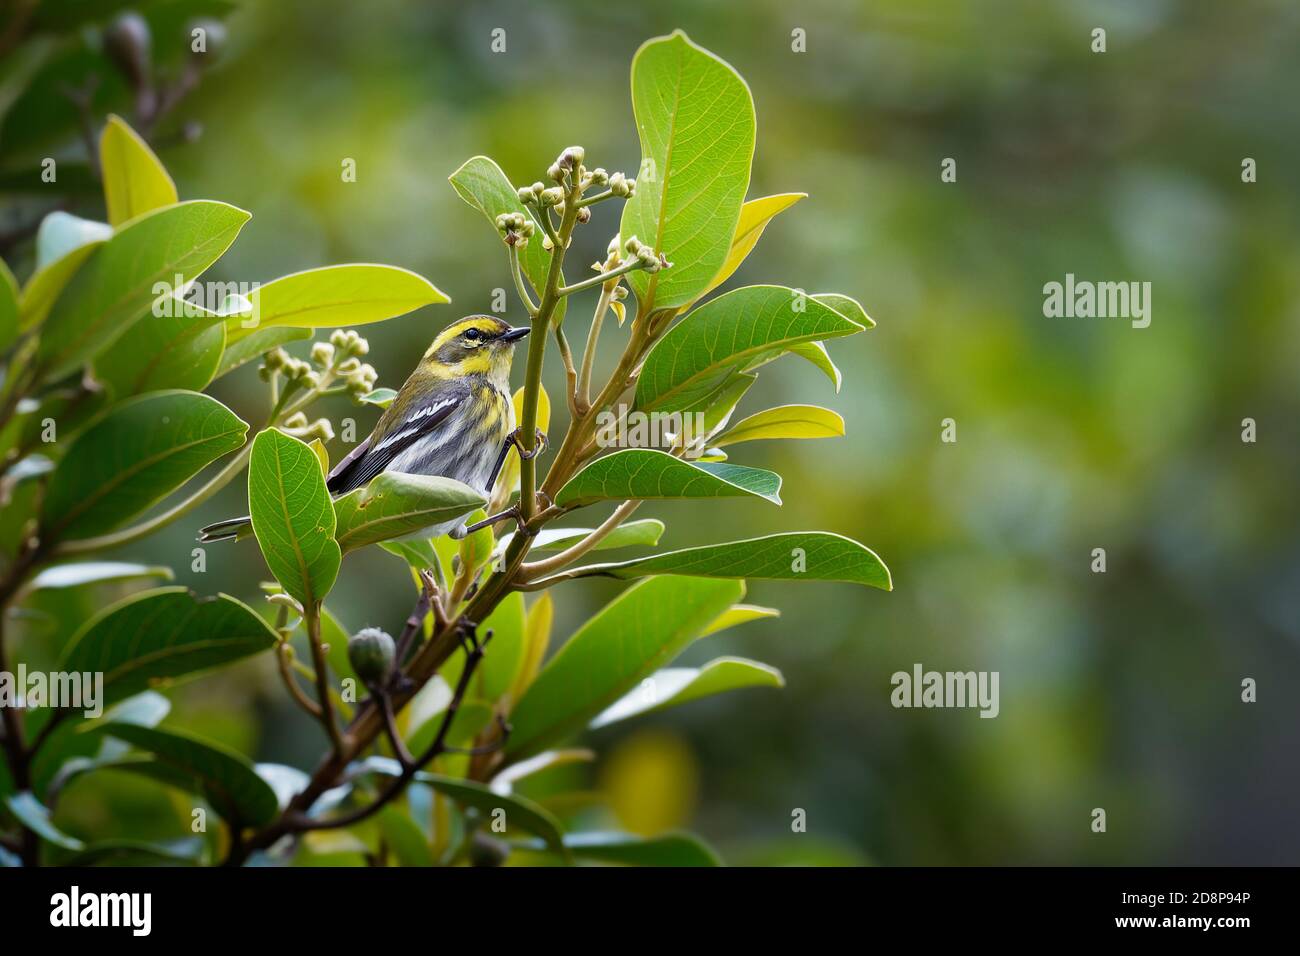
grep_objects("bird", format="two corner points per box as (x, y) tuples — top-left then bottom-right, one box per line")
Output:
(198, 315), (534, 544)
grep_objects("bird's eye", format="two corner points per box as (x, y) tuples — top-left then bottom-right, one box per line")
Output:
(464, 328), (481, 342)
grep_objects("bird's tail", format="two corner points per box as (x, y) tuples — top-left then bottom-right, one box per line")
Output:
(197, 514), (254, 543)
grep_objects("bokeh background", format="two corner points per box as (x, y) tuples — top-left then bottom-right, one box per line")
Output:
(3, 0), (1298, 864)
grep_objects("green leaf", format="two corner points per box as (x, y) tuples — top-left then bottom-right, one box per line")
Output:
(58, 588), (278, 710)
(813, 292), (874, 329)
(215, 326), (311, 377)
(41, 390), (248, 541)
(507, 576), (743, 759)
(358, 387), (397, 409)
(635, 285), (865, 413)
(61, 839), (204, 867)
(226, 264), (448, 343)
(33, 210), (112, 272)
(100, 114), (178, 227)
(714, 404), (844, 447)
(3, 792), (84, 851)
(551, 532), (892, 590)
(620, 31), (755, 310)
(434, 590), (527, 709)
(448, 156), (561, 322)
(412, 772), (567, 855)
(255, 763), (310, 811)
(94, 304), (227, 395)
(333, 472), (485, 553)
(491, 749), (594, 795)
(496, 518), (665, 556)
(27, 561), (172, 592)
(554, 449), (781, 508)
(701, 193), (805, 298)
(97, 723), (280, 826)
(35, 201), (249, 380)
(519, 830), (721, 867)
(378, 806), (434, 867)
(0, 256), (17, 352)
(592, 656), (784, 729)
(701, 603), (779, 637)
(18, 220), (108, 331)
(248, 428), (341, 607)
(789, 340), (842, 392)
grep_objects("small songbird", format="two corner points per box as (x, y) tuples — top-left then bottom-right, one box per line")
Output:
(199, 315), (533, 544)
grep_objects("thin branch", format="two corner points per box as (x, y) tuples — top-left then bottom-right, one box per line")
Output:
(577, 280), (616, 412)
(520, 499), (640, 581)
(283, 626), (494, 834)
(508, 243), (539, 316)
(304, 606), (345, 758)
(277, 642), (323, 718)
(557, 258), (646, 297)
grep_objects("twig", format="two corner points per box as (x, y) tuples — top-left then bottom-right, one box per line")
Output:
(304, 606), (344, 758)
(276, 642), (323, 718)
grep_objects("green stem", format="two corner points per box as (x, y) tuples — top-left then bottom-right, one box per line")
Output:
(557, 258), (645, 297)
(577, 282), (616, 410)
(518, 179), (582, 522)
(508, 243), (539, 316)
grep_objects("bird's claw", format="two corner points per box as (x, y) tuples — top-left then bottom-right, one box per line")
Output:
(510, 426), (547, 461)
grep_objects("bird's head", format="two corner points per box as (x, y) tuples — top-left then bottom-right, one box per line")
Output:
(420, 315), (529, 387)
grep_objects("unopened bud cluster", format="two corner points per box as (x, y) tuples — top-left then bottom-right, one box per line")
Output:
(260, 328), (376, 399)
(621, 235), (667, 273)
(495, 211), (536, 247)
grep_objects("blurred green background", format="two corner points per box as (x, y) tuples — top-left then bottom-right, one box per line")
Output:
(4, 0), (1298, 865)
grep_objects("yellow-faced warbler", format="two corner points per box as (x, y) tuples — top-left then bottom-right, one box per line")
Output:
(198, 315), (534, 544)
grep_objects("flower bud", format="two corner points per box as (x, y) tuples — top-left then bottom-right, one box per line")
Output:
(623, 234), (642, 255)
(517, 186), (535, 204)
(283, 411), (309, 428)
(576, 206), (592, 224)
(336, 357), (361, 375)
(310, 342), (335, 367)
(103, 12), (152, 89)
(347, 627), (395, 686)
(308, 417), (335, 443)
(542, 235), (554, 252)
(625, 178), (637, 197)
(265, 348), (288, 370)
(609, 172), (630, 197)
(589, 167), (609, 186)
(330, 329), (349, 349)
(547, 163), (564, 183)
(558, 146), (585, 169)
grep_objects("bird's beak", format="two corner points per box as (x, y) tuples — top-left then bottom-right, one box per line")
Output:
(501, 326), (530, 343)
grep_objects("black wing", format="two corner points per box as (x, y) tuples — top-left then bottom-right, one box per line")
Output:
(326, 391), (465, 495)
